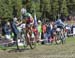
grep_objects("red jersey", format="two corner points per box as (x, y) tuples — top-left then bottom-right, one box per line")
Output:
(32, 28), (38, 35)
(42, 25), (46, 33)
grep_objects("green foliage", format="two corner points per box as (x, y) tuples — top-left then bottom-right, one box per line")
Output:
(51, 0), (59, 20)
(30, 0), (41, 18)
(41, 0), (51, 12)
(0, 0), (22, 19)
(16, 0), (22, 17)
(0, 0), (12, 18)
(40, 0), (51, 18)
(0, 0), (75, 20)
(60, 0), (68, 16)
(67, 0), (75, 14)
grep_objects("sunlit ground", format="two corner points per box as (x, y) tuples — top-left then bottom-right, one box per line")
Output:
(0, 37), (75, 58)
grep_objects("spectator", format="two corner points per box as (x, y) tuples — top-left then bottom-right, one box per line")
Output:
(37, 20), (42, 41)
(10, 19), (19, 41)
(3, 21), (11, 40)
(1, 20), (6, 36)
(46, 24), (51, 43)
(10, 19), (20, 49)
(42, 23), (46, 39)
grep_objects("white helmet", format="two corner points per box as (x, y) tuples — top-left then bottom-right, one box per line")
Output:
(38, 20), (41, 23)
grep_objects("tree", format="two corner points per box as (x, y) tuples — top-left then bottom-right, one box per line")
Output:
(66, 0), (75, 15)
(0, 0), (22, 19)
(23, 0), (41, 18)
(40, 0), (51, 18)
(0, 0), (12, 18)
(24, 0), (31, 12)
(30, 0), (41, 18)
(51, 0), (59, 20)
(11, 0), (22, 17)
(60, 0), (68, 16)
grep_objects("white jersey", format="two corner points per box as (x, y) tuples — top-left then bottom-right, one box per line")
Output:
(17, 23), (26, 32)
(20, 23), (26, 29)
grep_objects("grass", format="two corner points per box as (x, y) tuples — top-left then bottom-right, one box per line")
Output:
(0, 37), (75, 58)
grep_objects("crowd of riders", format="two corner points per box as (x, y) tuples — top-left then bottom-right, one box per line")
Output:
(1, 7), (68, 49)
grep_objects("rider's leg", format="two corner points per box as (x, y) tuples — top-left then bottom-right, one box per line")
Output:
(15, 34), (19, 50)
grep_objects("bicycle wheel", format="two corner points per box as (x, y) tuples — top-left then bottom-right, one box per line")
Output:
(21, 34), (28, 48)
(55, 32), (61, 44)
(30, 38), (36, 49)
(60, 35), (66, 44)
